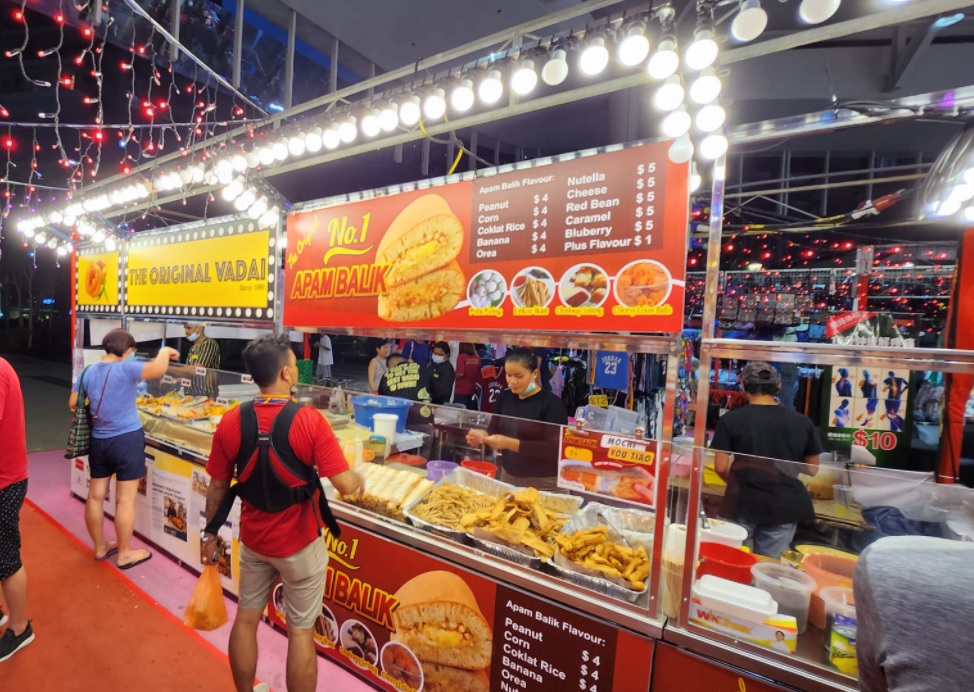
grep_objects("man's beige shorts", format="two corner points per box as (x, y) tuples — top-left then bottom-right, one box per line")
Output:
(239, 538), (328, 630)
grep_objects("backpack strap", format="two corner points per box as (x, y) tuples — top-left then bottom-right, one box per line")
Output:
(270, 402), (342, 538)
(204, 401), (257, 536)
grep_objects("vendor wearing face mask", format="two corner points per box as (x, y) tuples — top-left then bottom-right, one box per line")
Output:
(429, 341), (456, 405)
(184, 322), (221, 397)
(465, 347), (568, 490)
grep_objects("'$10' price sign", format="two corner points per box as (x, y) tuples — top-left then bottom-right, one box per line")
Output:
(853, 429), (898, 451)
(579, 650), (601, 691)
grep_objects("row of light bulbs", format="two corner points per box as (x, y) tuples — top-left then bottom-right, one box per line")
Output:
(17, 5), (771, 239)
(928, 167), (974, 221)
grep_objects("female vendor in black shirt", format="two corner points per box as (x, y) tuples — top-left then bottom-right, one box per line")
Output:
(466, 347), (568, 490)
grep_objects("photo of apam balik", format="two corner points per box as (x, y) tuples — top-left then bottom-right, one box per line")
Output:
(376, 193), (466, 322)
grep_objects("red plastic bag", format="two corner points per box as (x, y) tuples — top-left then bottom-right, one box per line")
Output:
(183, 565), (228, 631)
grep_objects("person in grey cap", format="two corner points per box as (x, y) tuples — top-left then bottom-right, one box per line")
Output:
(710, 361), (822, 557)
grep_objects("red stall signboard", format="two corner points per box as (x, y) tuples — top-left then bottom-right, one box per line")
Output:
(267, 522), (654, 692)
(651, 643), (795, 691)
(284, 143), (689, 333)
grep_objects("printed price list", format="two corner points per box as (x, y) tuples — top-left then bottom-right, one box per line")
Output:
(491, 586), (617, 692)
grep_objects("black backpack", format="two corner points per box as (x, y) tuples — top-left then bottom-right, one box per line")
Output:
(204, 401), (341, 538)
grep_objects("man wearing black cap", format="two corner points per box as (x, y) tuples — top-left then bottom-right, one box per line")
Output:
(710, 361), (822, 558)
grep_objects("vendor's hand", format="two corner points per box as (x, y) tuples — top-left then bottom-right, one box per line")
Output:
(466, 428), (488, 446)
(161, 346), (180, 361)
(200, 533), (221, 565)
(483, 434), (513, 451)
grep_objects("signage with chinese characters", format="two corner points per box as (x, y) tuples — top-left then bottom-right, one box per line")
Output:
(284, 143), (689, 333)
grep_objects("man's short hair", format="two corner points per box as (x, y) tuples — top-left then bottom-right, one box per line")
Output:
(741, 361), (780, 396)
(242, 334), (292, 387)
(386, 353), (406, 368)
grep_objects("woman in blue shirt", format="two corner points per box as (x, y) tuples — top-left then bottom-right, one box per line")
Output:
(69, 329), (178, 569)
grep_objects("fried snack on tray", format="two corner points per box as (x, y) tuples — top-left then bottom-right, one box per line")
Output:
(340, 463), (433, 520)
(554, 526), (650, 590)
(409, 484), (495, 530)
(458, 487), (566, 560)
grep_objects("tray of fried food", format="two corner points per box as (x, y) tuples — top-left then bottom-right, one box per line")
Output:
(552, 502), (653, 602)
(403, 472), (497, 540)
(459, 485), (581, 567)
(339, 463), (433, 521)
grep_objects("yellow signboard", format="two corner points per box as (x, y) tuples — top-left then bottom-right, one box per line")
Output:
(125, 223), (274, 319)
(76, 248), (121, 313)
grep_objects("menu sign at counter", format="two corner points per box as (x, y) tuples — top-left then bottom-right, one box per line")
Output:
(284, 142), (688, 333)
(265, 521), (654, 692)
(558, 429), (658, 507)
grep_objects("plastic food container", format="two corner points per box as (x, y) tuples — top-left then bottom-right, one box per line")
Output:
(425, 460), (459, 482)
(349, 395), (411, 432)
(697, 542), (758, 584)
(692, 574), (778, 623)
(701, 520), (749, 549)
(751, 563), (817, 634)
(460, 459), (498, 478)
(804, 554), (857, 629)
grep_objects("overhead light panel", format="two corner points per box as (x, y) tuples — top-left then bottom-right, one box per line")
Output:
(511, 60), (539, 95)
(618, 23), (650, 66)
(799, 0), (841, 25)
(541, 49), (569, 86)
(579, 36), (609, 76)
(731, 0), (768, 43)
(934, 12), (965, 29)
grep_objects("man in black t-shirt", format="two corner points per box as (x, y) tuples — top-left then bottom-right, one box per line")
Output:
(710, 362), (822, 558)
(378, 354), (432, 403)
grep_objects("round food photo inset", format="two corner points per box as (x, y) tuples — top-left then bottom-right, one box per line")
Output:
(614, 260), (672, 308)
(559, 263), (610, 308)
(340, 619), (379, 668)
(313, 604), (339, 648)
(381, 641), (424, 691)
(510, 267), (555, 309)
(467, 270), (507, 309)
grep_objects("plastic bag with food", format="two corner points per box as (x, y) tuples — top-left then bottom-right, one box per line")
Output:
(183, 565), (228, 631)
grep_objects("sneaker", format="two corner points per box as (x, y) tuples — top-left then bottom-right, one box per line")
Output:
(0, 621), (34, 663)
(253, 684), (270, 692)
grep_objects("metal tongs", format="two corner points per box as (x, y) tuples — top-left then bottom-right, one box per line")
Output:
(597, 511), (632, 548)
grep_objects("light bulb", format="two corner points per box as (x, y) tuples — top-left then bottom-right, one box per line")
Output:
(216, 164), (235, 185)
(248, 196), (269, 219)
(339, 117), (358, 143)
(258, 146), (275, 167)
(648, 39), (679, 80)
(579, 37), (609, 76)
(541, 49), (569, 86)
(700, 133), (729, 160)
(35, 232), (46, 244)
(361, 109), (382, 137)
(47, 237), (58, 249)
(235, 188), (257, 211)
(259, 207), (279, 229)
(105, 237), (117, 252)
(690, 162), (702, 193)
(287, 134), (306, 157)
(799, 0), (841, 25)
(305, 127), (323, 153)
(57, 244), (69, 256)
(23, 228), (35, 239)
(450, 79), (475, 112)
(661, 107), (691, 138)
(246, 150), (261, 169)
(939, 197), (962, 217)
(668, 135), (694, 164)
(690, 69), (722, 105)
(399, 95), (421, 126)
(684, 28), (718, 71)
(731, 0), (768, 42)
(92, 230), (105, 243)
(511, 60), (538, 95)
(379, 102), (399, 131)
(271, 140), (288, 161)
(221, 177), (245, 201)
(423, 88), (447, 120)
(231, 154), (248, 172)
(964, 206), (974, 222)
(965, 167), (974, 185)
(478, 70), (504, 103)
(322, 125), (340, 149)
(619, 25), (650, 66)
(695, 104), (727, 132)
(653, 75), (685, 112)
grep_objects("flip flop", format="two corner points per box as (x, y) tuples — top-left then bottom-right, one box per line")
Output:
(118, 550), (153, 570)
(95, 546), (119, 561)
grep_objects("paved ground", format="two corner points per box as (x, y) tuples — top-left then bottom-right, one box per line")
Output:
(5, 354), (73, 452)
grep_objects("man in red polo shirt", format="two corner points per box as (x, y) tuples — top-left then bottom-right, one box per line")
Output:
(0, 356), (32, 662)
(203, 336), (362, 692)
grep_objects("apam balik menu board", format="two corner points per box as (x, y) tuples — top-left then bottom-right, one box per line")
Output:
(284, 143), (689, 333)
